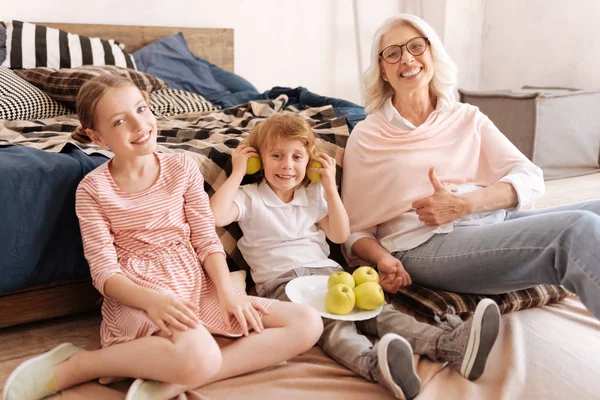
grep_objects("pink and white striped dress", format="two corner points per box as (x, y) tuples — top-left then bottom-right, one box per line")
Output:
(76, 152), (274, 348)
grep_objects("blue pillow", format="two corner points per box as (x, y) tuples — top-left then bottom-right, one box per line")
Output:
(0, 25), (6, 65)
(133, 33), (230, 102)
(195, 57), (258, 94)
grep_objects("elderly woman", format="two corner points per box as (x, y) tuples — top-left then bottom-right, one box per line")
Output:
(342, 14), (600, 319)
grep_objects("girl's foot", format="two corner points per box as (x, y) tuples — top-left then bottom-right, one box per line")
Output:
(2, 343), (84, 400)
(125, 378), (162, 400)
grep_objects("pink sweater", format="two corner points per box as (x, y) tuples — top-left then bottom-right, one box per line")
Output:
(342, 101), (538, 232)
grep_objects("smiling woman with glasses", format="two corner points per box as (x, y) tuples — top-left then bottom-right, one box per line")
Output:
(342, 14), (600, 370)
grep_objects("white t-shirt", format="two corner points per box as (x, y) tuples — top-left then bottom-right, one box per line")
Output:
(233, 180), (339, 284)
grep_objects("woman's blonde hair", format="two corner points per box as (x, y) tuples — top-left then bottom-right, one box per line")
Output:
(244, 113), (319, 184)
(71, 75), (149, 143)
(363, 14), (458, 113)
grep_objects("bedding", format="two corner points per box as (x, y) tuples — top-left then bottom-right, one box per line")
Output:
(2, 21), (136, 69)
(133, 32), (230, 103)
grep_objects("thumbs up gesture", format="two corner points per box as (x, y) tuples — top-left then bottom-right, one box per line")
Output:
(411, 167), (468, 226)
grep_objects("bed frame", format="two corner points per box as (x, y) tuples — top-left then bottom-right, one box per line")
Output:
(0, 23), (234, 329)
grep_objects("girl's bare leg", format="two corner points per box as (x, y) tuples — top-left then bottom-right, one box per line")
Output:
(161, 301), (322, 398)
(54, 324), (222, 391)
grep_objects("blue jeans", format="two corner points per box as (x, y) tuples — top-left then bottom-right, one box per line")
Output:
(392, 199), (600, 318)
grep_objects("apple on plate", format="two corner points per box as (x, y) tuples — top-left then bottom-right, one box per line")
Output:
(352, 266), (379, 287)
(306, 161), (322, 183)
(328, 271), (355, 289)
(325, 283), (356, 315)
(246, 156), (262, 175)
(354, 282), (385, 310)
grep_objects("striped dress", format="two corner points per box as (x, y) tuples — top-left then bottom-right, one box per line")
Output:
(75, 152), (274, 348)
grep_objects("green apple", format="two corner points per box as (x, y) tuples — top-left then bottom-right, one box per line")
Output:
(325, 283), (356, 315)
(327, 271), (355, 289)
(354, 282), (385, 310)
(306, 161), (322, 183)
(246, 157), (262, 175)
(352, 266), (379, 287)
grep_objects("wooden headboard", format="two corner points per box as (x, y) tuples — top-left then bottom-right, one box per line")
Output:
(5, 22), (234, 72)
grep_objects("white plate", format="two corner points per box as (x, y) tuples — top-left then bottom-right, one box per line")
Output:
(285, 275), (383, 321)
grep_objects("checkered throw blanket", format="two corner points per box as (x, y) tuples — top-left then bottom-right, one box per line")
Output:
(0, 95), (349, 274)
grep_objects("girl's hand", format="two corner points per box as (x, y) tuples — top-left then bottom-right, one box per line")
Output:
(145, 292), (200, 336)
(219, 290), (269, 336)
(377, 253), (412, 293)
(412, 167), (469, 226)
(231, 144), (260, 176)
(311, 153), (337, 192)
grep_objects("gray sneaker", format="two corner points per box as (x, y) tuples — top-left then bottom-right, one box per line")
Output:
(373, 333), (421, 400)
(437, 299), (501, 381)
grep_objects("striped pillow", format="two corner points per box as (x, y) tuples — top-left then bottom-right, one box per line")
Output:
(0, 67), (71, 120)
(14, 65), (167, 108)
(1, 21), (136, 70)
(149, 89), (218, 117)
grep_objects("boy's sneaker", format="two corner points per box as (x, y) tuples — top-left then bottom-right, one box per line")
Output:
(2, 343), (84, 400)
(125, 378), (162, 400)
(372, 333), (421, 400)
(437, 299), (501, 381)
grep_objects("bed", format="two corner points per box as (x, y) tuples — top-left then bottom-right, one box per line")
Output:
(1, 21), (599, 400)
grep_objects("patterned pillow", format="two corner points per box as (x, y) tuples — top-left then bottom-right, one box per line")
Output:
(2, 21), (136, 70)
(149, 89), (218, 117)
(391, 283), (574, 319)
(0, 67), (72, 120)
(14, 65), (167, 108)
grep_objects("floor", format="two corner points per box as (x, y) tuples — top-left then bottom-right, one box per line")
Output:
(0, 311), (102, 390)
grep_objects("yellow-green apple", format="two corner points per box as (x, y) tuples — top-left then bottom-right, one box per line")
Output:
(352, 266), (379, 286)
(306, 161), (322, 183)
(246, 157), (262, 175)
(354, 282), (385, 310)
(328, 271), (355, 289)
(325, 283), (356, 315)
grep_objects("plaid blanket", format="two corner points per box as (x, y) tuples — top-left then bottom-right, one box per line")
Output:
(393, 283), (573, 320)
(0, 95), (349, 277)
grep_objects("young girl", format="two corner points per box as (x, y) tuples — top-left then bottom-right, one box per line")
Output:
(210, 114), (502, 400)
(2, 76), (323, 400)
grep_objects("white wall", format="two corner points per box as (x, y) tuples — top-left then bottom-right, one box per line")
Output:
(5, 1), (598, 104)
(479, 0), (600, 91)
(2, 0), (402, 105)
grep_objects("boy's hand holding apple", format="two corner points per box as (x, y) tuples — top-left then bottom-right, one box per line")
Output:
(231, 144), (261, 176)
(309, 153), (336, 191)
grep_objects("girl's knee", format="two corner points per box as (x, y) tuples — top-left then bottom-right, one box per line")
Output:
(171, 330), (222, 385)
(290, 304), (323, 348)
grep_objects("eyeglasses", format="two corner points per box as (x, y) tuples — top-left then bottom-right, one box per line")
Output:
(379, 37), (430, 64)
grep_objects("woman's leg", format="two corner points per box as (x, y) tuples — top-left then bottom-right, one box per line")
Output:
(394, 203), (600, 318)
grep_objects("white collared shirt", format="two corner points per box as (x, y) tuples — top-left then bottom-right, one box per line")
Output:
(345, 97), (544, 258)
(234, 180), (338, 284)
